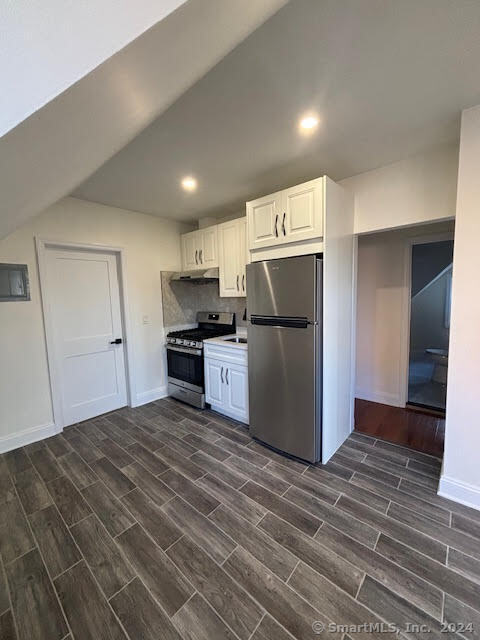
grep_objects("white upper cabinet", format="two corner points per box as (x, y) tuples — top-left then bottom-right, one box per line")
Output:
(283, 178), (323, 242)
(218, 217), (248, 297)
(246, 177), (324, 256)
(246, 191), (283, 250)
(181, 232), (202, 270)
(181, 227), (218, 271)
(201, 226), (218, 268)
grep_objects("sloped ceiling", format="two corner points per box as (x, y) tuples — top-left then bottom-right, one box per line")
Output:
(0, 0), (187, 136)
(0, 0), (287, 239)
(74, 0), (480, 223)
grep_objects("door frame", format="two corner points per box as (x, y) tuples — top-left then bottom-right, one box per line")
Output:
(401, 232), (454, 407)
(36, 237), (136, 433)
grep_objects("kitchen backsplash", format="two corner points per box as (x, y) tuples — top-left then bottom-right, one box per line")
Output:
(161, 272), (247, 329)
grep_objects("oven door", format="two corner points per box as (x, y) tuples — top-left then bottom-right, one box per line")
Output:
(167, 345), (204, 392)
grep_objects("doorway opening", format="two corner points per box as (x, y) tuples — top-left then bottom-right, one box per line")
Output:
(353, 221), (454, 457)
(407, 238), (454, 414)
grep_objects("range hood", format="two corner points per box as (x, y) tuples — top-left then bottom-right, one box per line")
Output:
(171, 268), (219, 283)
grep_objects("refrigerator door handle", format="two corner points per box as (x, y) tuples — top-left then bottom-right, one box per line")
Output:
(250, 315), (311, 329)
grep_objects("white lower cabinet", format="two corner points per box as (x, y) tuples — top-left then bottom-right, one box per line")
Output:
(204, 343), (248, 424)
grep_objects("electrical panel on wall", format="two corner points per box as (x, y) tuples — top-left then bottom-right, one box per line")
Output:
(0, 263), (30, 301)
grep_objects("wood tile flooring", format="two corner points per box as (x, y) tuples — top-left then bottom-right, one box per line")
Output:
(1, 398), (479, 640)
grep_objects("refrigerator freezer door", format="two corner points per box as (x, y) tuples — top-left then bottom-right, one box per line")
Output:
(246, 255), (317, 321)
(248, 322), (319, 462)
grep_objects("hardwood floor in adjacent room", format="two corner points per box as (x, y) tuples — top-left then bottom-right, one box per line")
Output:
(1, 398), (478, 640)
(355, 398), (445, 457)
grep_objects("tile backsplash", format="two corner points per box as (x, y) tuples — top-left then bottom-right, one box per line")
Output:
(161, 272), (247, 329)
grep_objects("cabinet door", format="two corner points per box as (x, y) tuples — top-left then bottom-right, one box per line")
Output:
(182, 232), (199, 270)
(204, 358), (225, 406)
(247, 192), (283, 250)
(218, 221), (241, 297)
(283, 177), (323, 243)
(238, 218), (247, 296)
(225, 363), (249, 422)
(200, 226), (218, 268)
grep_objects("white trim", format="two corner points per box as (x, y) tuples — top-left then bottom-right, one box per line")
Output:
(132, 386), (168, 407)
(0, 422), (57, 454)
(355, 388), (404, 408)
(350, 235), (358, 433)
(438, 474), (480, 512)
(401, 232), (454, 406)
(35, 237), (136, 431)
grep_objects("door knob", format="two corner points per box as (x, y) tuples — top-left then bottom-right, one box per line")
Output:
(110, 338), (123, 344)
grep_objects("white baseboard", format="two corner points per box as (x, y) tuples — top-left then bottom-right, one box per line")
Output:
(132, 386), (168, 408)
(355, 388), (404, 408)
(0, 422), (57, 454)
(438, 475), (480, 512)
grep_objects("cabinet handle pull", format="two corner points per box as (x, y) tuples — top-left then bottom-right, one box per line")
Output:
(237, 275), (239, 291)
(221, 367), (224, 384)
(225, 368), (229, 385)
(274, 214), (278, 237)
(199, 249), (203, 264)
(282, 212), (286, 236)
(242, 274), (245, 291)
(195, 250), (198, 265)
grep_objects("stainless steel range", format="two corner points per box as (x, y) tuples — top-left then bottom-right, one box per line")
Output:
(166, 311), (235, 408)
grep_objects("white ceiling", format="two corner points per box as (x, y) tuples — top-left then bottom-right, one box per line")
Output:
(0, 0), (186, 136)
(0, 0), (285, 240)
(74, 0), (480, 222)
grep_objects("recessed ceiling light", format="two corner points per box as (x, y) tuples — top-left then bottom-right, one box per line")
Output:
(181, 176), (197, 191)
(299, 114), (319, 132)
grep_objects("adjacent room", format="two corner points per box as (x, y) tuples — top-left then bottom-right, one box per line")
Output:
(1, 2), (479, 640)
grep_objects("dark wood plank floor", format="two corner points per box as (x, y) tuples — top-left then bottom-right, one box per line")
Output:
(355, 398), (445, 457)
(0, 397), (479, 640)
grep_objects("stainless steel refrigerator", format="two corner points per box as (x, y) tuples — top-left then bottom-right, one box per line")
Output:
(246, 255), (322, 463)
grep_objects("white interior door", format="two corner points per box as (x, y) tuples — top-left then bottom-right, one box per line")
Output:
(45, 247), (128, 426)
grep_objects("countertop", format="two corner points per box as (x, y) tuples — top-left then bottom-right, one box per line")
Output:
(204, 330), (248, 350)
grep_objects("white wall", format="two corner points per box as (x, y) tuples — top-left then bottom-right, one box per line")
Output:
(356, 232), (408, 406)
(0, 197), (191, 451)
(440, 105), (480, 510)
(341, 144), (458, 235)
(0, 0), (186, 136)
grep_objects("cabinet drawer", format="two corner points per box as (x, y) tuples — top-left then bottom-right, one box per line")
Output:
(204, 343), (248, 366)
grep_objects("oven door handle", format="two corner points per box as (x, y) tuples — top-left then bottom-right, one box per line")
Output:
(166, 345), (203, 356)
